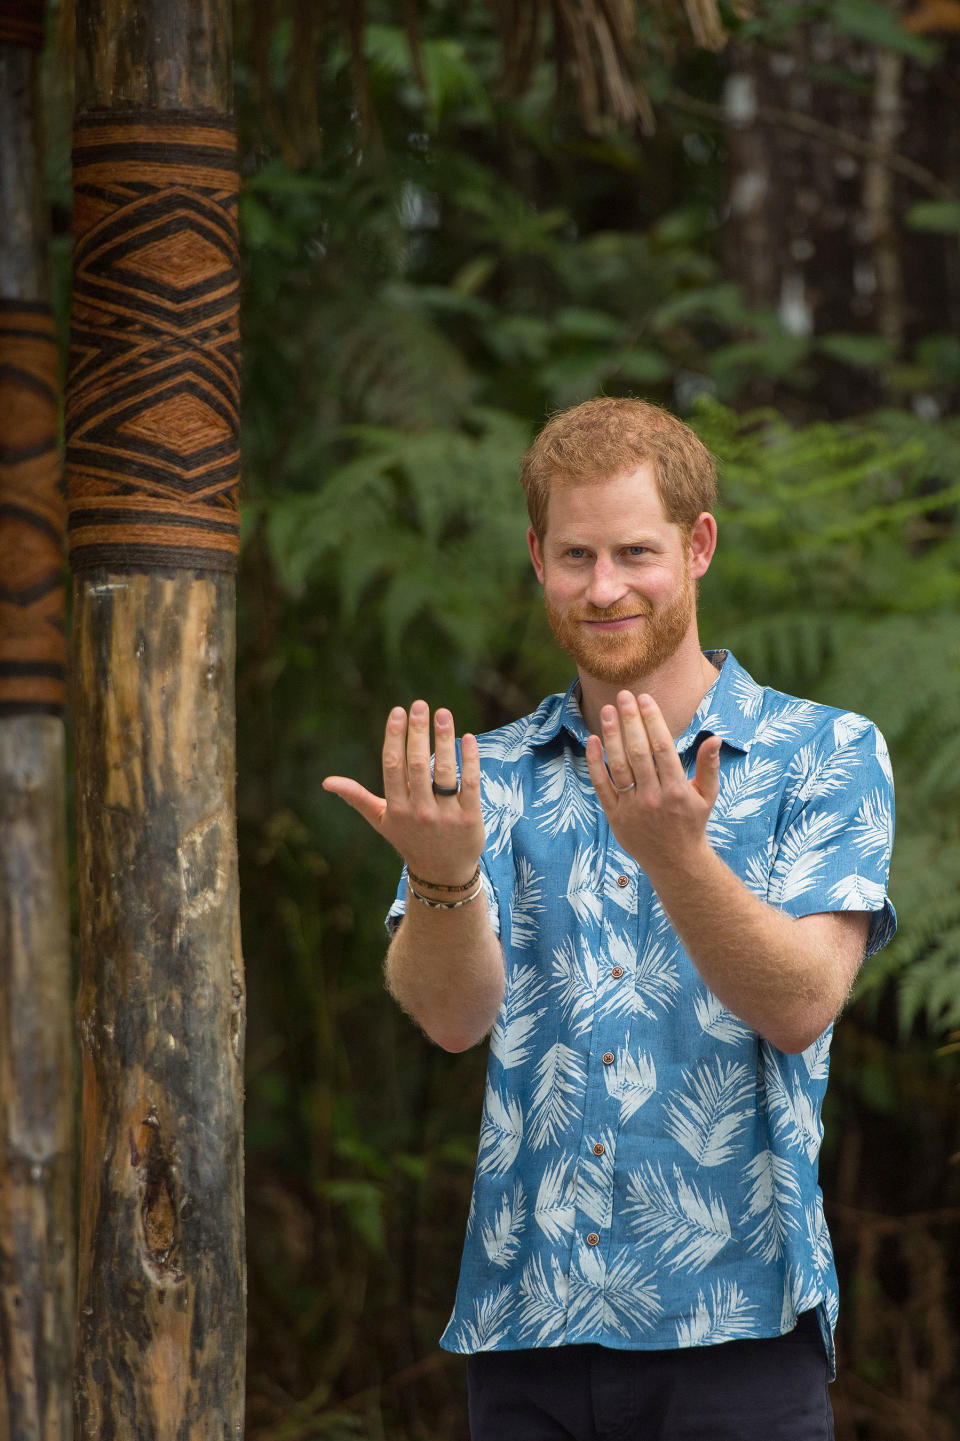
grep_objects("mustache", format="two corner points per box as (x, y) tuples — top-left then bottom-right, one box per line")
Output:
(574, 603), (652, 622)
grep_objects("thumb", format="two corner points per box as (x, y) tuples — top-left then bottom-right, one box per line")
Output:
(323, 776), (388, 829)
(692, 736), (722, 806)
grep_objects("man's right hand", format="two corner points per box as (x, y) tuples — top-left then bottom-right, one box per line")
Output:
(323, 700), (486, 887)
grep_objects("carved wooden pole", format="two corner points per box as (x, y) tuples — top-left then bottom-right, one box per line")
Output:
(66, 1), (246, 1433)
(0, 3), (75, 1437)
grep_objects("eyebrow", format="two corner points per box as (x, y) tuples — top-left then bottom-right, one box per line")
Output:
(550, 534), (661, 548)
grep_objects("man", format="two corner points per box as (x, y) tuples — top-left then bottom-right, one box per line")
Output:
(324, 397), (896, 1440)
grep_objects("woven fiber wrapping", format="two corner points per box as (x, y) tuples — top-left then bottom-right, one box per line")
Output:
(0, 302), (66, 715)
(66, 111), (241, 574)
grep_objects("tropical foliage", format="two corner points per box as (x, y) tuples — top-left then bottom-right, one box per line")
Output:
(42, 0), (960, 1435)
(225, 2), (960, 1436)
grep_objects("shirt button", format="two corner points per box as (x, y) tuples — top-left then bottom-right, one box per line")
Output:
(610, 966), (624, 979)
(616, 874), (629, 888)
(592, 1142), (605, 1156)
(602, 1052), (615, 1065)
(586, 1233), (600, 1247)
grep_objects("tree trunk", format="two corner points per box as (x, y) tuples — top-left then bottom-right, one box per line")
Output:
(0, 7), (75, 1438)
(67, 1), (246, 1435)
(721, 26), (960, 414)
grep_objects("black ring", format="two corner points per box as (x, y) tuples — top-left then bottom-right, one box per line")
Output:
(431, 781), (460, 796)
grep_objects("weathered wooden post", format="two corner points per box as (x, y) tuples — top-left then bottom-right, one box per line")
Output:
(0, 3), (75, 1436)
(66, 0), (247, 1433)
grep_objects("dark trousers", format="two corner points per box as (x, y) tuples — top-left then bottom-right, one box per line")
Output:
(466, 1311), (834, 1441)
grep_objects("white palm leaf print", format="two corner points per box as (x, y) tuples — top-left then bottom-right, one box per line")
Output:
(534, 1153), (577, 1242)
(490, 962), (547, 1071)
(827, 872), (887, 910)
(693, 990), (753, 1045)
(801, 1030), (831, 1082)
(480, 772), (525, 858)
(834, 712), (871, 749)
(851, 788), (893, 861)
(780, 1265), (820, 1328)
(603, 1045), (657, 1122)
(479, 716), (536, 762)
(518, 1253), (569, 1344)
(575, 1129), (616, 1229)
(477, 1081), (524, 1176)
(675, 1280), (757, 1347)
(800, 743), (861, 800)
(824, 1287), (839, 1327)
(533, 751), (595, 836)
(456, 1283), (516, 1351)
(568, 1243), (662, 1339)
(481, 1179), (527, 1269)
(528, 1042), (588, 1150)
(742, 847), (772, 898)
(509, 857), (545, 950)
(624, 1161), (732, 1273)
(761, 1047), (822, 1161)
(730, 667), (764, 718)
(875, 729), (893, 783)
(707, 757), (781, 849)
(769, 810), (847, 903)
(750, 702), (821, 749)
(806, 1196), (832, 1275)
(663, 1057), (752, 1167)
(784, 741), (820, 788)
(740, 1150), (802, 1263)
(551, 935), (601, 1037)
(626, 931), (682, 1021)
(564, 843), (604, 927)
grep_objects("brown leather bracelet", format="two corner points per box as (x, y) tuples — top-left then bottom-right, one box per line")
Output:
(406, 863), (481, 893)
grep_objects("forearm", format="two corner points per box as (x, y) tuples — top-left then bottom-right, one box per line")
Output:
(385, 891), (505, 1052)
(646, 840), (851, 1053)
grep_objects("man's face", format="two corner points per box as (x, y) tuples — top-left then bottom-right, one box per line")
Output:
(527, 465), (708, 687)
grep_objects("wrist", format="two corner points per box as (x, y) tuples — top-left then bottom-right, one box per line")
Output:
(405, 862), (481, 898)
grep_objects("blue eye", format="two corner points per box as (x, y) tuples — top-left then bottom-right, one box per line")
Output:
(626, 545), (647, 556)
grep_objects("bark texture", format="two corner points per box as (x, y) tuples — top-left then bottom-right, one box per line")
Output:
(0, 723), (73, 1441)
(0, 31), (74, 1441)
(70, 1), (246, 1434)
(72, 571), (246, 1439)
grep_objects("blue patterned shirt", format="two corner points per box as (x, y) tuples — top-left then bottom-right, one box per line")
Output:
(388, 651), (896, 1369)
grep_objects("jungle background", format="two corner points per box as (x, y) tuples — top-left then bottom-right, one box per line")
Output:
(41, 0), (960, 1436)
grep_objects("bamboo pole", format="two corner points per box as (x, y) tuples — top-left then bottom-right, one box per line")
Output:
(67, 1), (246, 1433)
(0, 8), (75, 1437)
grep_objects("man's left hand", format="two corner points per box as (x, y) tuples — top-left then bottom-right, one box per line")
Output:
(584, 691), (723, 877)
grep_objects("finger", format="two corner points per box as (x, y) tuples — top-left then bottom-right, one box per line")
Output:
(586, 733), (618, 805)
(406, 699), (433, 800)
(609, 692), (656, 794)
(599, 704), (637, 791)
(432, 707), (459, 793)
(459, 732), (482, 812)
(693, 734), (722, 808)
(382, 706), (410, 807)
(635, 693), (685, 782)
(322, 776), (389, 829)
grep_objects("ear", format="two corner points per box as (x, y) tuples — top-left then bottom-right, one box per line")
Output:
(527, 526), (546, 585)
(687, 512), (717, 581)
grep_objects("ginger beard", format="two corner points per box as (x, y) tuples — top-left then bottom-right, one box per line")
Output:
(544, 563), (696, 687)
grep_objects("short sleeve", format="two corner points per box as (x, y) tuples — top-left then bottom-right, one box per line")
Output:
(768, 715), (896, 958)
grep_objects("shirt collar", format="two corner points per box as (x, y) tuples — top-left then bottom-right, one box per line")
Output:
(528, 651), (760, 755)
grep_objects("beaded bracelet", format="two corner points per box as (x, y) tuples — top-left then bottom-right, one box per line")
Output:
(406, 863), (481, 893)
(408, 877), (485, 910)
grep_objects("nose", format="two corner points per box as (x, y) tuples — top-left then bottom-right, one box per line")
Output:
(585, 555), (628, 610)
